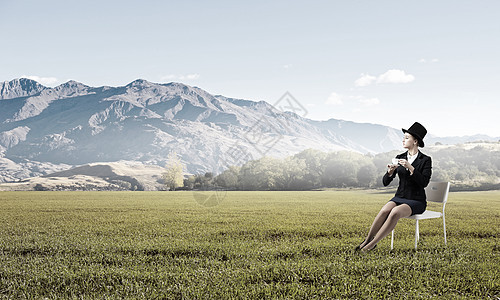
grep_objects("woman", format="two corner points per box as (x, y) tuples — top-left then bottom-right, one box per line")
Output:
(356, 122), (432, 252)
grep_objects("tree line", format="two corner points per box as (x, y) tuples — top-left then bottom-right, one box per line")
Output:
(165, 143), (500, 191)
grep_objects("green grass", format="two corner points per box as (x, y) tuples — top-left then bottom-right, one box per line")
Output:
(0, 190), (499, 299)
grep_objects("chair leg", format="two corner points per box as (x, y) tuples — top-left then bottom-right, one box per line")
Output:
(391, 229), (394, 250)
(414, 220), (419, 250)
(443, 214), (447, 246)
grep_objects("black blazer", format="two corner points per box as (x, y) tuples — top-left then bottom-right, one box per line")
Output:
(383, 151), (432, 201)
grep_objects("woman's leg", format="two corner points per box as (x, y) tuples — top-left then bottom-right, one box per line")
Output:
(359, 201), (397, 249)
(362, 204), (412, 251)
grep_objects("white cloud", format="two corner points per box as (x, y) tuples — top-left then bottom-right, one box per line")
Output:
(283, 64), (293, 69)
(181, 74), (200, 80)
(419, 58), (439, 63)
(377, 69), (415, 84)
(354, 69), (415, 86)
(325, 92), (343, 106)
(161, 73), (200, 81)
(355, 73), (377, 87)
(21, 75), (59, 86)
(359, 97), (380, 106)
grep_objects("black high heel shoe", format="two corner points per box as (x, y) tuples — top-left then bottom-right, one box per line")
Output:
(354, 240), (367, 251)
(354, 239), (377, 252)
(361, 244), (377, 252)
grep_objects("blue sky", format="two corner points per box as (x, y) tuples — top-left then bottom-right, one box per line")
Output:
(1, 0), (499, 137)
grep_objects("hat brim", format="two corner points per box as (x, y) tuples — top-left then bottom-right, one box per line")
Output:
(402, 128), (425, 147)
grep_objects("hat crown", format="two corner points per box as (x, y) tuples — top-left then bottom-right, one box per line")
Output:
(407, 122), (427, 138)
(403, 122), (427, 147)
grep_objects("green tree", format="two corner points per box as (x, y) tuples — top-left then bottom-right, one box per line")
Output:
(215, 166), (240, 189)
(357, 163), (377, 187)
(163, 152), (185, 191)
(293, 149), (326, 189)
(183, 176), (195, 190)
(193, 172), (215, 189)
(322, 151), (361, 187)
(238, 157), (282, 190)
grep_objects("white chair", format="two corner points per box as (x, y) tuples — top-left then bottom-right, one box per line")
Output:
(391, 181), (450, 250)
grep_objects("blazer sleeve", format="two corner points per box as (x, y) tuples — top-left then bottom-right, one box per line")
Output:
(410, 156), (432, 188)
(382, 171), (396, 186)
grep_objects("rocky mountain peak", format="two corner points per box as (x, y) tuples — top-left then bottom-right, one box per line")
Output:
(58, 80), (89, 88)
(113, 80), (222, 110)
(0, 78), (47, 100)
(53, 80), (91, 94)
(126, 79), (155, 89)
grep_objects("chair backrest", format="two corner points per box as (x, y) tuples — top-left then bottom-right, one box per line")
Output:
(425, 181), (450, 204)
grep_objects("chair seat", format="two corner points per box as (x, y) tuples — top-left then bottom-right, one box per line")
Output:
(407, 210), (442, 220)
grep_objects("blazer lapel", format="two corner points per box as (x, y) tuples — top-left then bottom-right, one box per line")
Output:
(411, 152), (424, 168)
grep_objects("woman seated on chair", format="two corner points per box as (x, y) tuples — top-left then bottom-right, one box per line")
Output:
(356, 122), (432, 252)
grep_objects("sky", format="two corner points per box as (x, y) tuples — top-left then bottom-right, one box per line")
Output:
(1, 0), (499, 137)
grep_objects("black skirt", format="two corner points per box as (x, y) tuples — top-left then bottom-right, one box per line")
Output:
(390, 197), (427, 215)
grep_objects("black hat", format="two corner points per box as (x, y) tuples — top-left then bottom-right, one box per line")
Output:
(402, 122), (427, 147)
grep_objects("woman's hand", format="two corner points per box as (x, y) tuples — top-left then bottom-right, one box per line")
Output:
(398, 159), (415, 175)
(387, 163), (398, 176)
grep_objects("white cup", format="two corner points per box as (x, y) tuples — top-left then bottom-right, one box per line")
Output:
(391, 158), (399, 166)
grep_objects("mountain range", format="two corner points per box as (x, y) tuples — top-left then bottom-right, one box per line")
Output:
(1, 78), (497, 185)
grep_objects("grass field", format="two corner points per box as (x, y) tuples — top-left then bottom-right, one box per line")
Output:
(0, 190), (499, 299)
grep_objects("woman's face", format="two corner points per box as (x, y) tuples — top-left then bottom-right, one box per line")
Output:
(403, 133), (418, 149)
